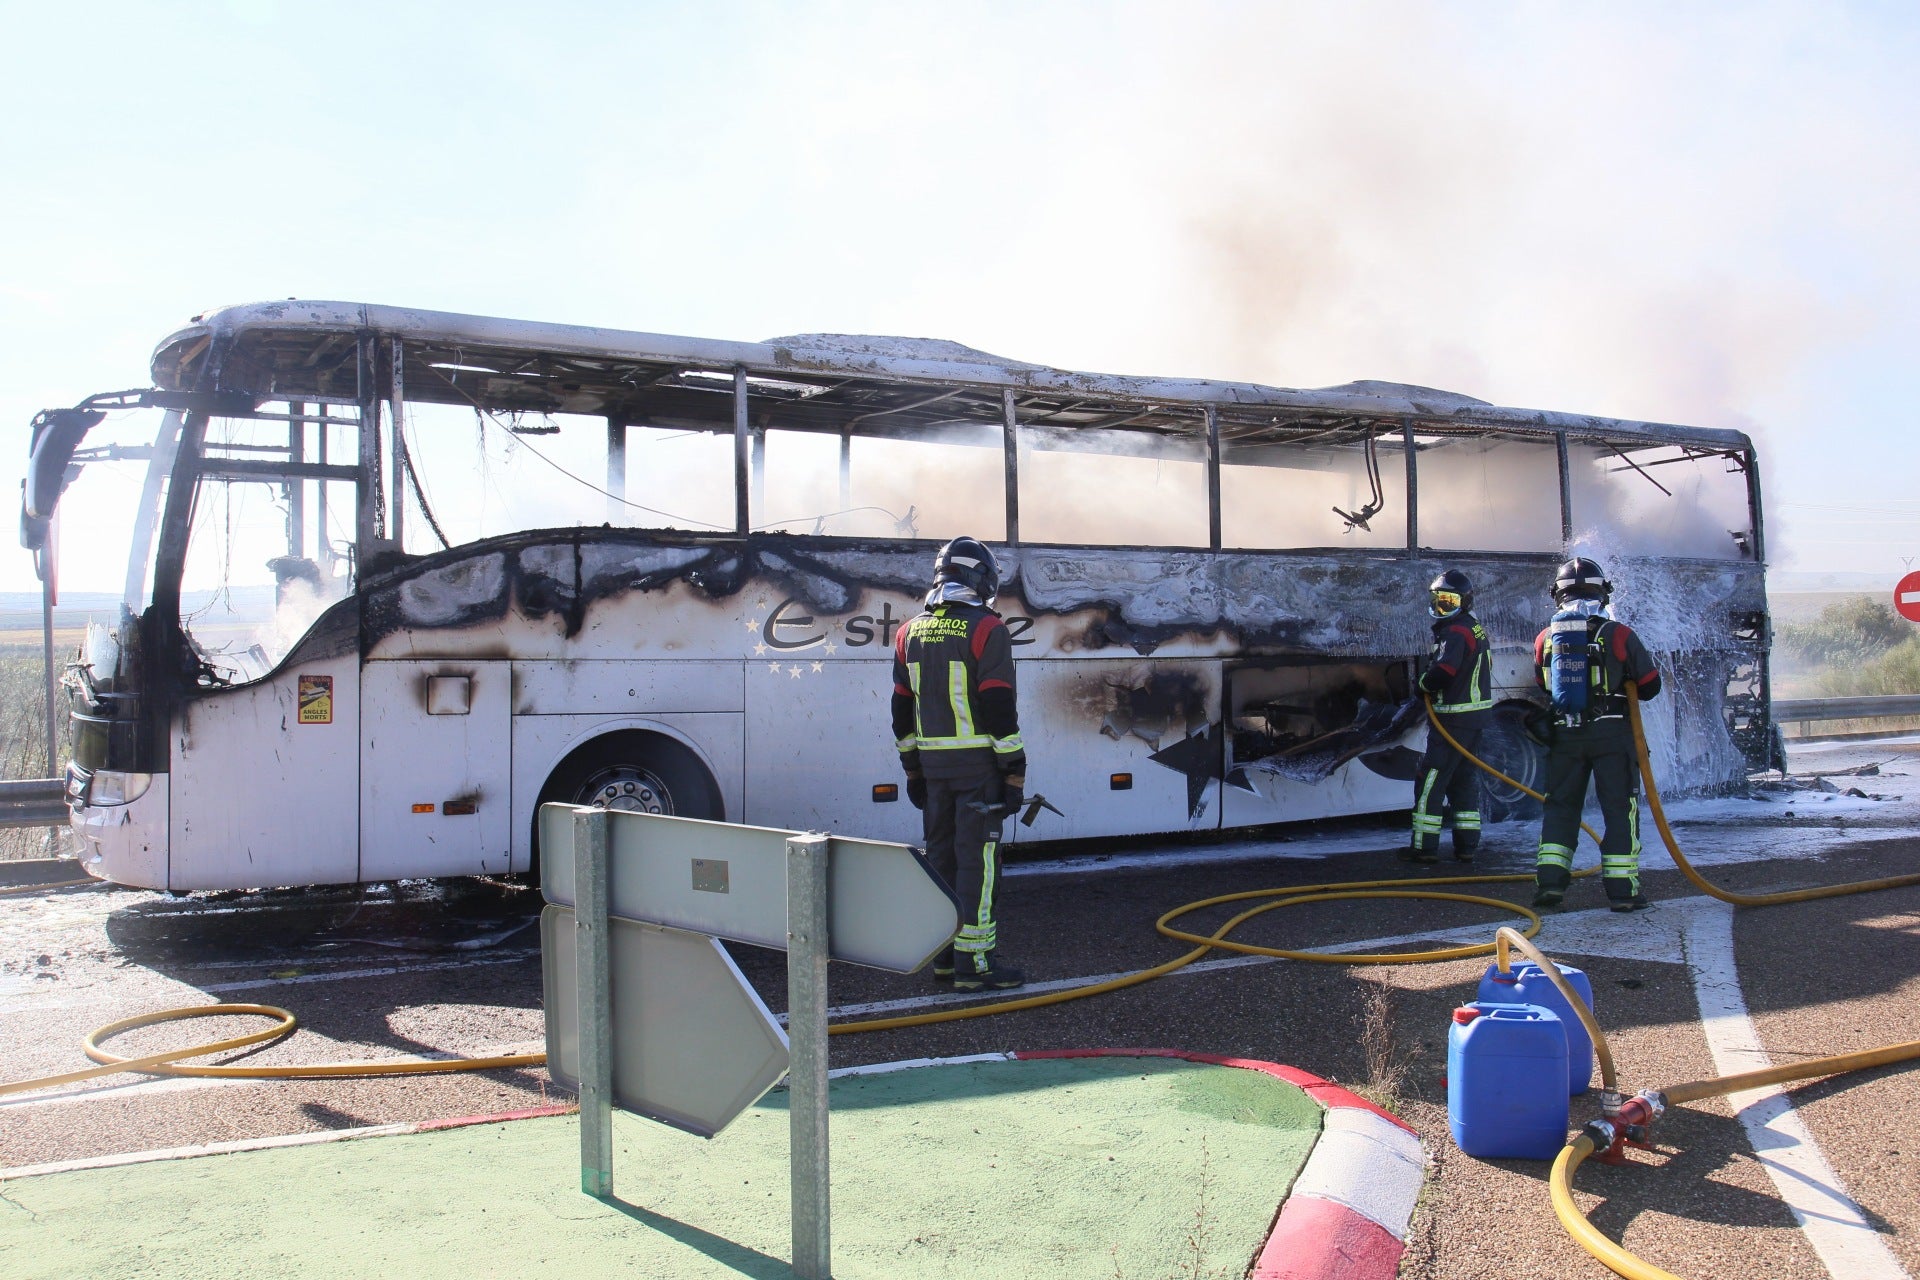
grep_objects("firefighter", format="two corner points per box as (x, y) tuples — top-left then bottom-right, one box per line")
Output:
(892, 536), (1027, 991)
(1403, 570), (1493, 864)
(1531, 557), (1662, 912)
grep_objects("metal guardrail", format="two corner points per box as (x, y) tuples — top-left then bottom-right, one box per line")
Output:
(1773, 695), (1920, 724)
(0, 778), (68, 829)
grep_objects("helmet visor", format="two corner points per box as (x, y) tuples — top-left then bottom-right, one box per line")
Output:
(1430, 589), (1463, 615)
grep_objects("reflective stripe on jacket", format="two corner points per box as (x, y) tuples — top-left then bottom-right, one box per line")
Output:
(1427, 613), (1493, 713)
(892, 603), (1023, 777)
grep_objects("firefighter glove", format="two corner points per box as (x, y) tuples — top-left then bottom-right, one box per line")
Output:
(1000, 774), (1025, 820)
(905, 772), (926, 811)
(1418, 666), (1447, 695)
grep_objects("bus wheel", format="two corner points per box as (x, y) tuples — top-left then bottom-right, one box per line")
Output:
(1477, 704), (1547, 822)
(531, 733), (724, 879)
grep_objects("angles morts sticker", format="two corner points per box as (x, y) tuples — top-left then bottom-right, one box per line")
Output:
(298, 674), (334, 725)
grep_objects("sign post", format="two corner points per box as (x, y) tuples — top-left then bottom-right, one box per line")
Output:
(541, 805), (960, 1280)
(574, 807), (613, 1199)
(1896, 570), (1920, 624)
(786, 833), (832, 1279)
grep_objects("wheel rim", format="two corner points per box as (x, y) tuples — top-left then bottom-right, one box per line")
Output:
(1483, 722), (1543, 809)
(574, 764), (674, 816)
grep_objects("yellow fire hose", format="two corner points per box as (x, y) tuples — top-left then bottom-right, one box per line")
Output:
(0, 1002), (545, 1099)
(836, 692), (1636, 1034)
(9, 681), (1920, 1280)
(0, 688), (1650, 1090)
(1437, 684), (1920, 1280)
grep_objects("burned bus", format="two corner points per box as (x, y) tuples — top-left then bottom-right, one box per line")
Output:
(19, 301), (1772, 890)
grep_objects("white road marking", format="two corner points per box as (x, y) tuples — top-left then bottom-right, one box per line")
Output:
(0, 1121), (422, 1180)
(201, 950), (534, 993)
(1681, 897), (1910, 1280)
(1008, 811), (1920, 882)
(815, 904), (1655, 1023)
(116, 897), (407, 918)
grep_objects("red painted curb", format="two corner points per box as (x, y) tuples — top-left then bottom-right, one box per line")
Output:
(412, 1103), (575, 1133)
(1252, 1195), (1406, 1280)
(1012, 1047), (1417, 1280)
(1010, 1046), (1413, 1132)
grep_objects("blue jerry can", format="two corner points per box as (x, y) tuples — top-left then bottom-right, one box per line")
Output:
(1447, 1002), (1570, 1159)
(1479, 962), (1597, 1096)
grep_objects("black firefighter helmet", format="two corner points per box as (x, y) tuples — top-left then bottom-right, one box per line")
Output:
(1553, 557), (1612, 606)
(932, 535), (1000, 602)
(1428, 569), (1472, 619)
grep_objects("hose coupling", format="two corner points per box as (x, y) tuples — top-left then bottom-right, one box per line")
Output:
(1587, 1092), (1665, 1164)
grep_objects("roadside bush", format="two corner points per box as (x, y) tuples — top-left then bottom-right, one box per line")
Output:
(0, 643), (66, 859)
(0, 646), (54, 778)
(1811, 634), (1920, 698)
(1775, 597), (1910, 670)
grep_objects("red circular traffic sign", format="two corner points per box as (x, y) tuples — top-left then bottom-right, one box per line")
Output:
(1897, 571), (1920, 624)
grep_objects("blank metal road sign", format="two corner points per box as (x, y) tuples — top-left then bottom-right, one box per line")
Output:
(542, 905), (789, 1139)
(539, 806), (960, 974)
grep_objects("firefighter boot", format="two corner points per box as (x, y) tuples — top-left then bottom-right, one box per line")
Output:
(1532, 866), (1571, 909)
(952, 951), (1025, 992)
(932, 946), (955, 982)
(1605, 878), (1652, 913)
(1451, 830), (1480, 864)
(1398, 834), (1440, 865)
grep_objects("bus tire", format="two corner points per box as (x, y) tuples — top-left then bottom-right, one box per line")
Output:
(1477, 703), (1547, 822)
(530, 732), (724, 880)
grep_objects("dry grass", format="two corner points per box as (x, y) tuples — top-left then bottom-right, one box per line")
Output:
(0, 642), (72, 860)
(1353, 978), (1423, 1114)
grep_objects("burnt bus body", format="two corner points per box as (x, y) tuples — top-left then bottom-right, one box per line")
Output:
(33, 302), (1772, 889)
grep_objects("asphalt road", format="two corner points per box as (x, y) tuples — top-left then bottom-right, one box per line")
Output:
(6, 735), (1920, 1280)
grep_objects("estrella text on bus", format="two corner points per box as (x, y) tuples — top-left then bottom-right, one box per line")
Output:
(763, 597), (1035, 650)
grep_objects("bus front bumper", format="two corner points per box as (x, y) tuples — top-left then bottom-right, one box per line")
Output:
(70, 769), (168, 889)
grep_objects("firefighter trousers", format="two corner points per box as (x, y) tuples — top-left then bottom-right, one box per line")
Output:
(1536, 718), (1642, 899)
(922, 773), (1005, 966)
(1410, 711), (1488, 858)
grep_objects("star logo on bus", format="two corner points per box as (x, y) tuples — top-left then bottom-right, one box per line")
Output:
(811, 661), (824, 673)
(1149, 724), (1223, 818)
(745, 616), (760, 632)
(767, 661), (783, 675)
(752, 642), (767, 656)
(788, 665), (803, 678)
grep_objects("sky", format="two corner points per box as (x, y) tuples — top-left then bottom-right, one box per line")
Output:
(3, 0), (1918, 597)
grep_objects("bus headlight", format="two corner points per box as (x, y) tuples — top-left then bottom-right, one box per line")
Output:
(88, 770), (153, 806)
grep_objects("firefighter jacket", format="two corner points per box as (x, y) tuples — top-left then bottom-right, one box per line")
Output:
(892, 603), (1025, 781)
(1531, 615), (1663, 721)
(1420, 612), (1492, 714)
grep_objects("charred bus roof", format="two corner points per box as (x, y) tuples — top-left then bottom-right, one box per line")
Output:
(150, 299), (1753, 455)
